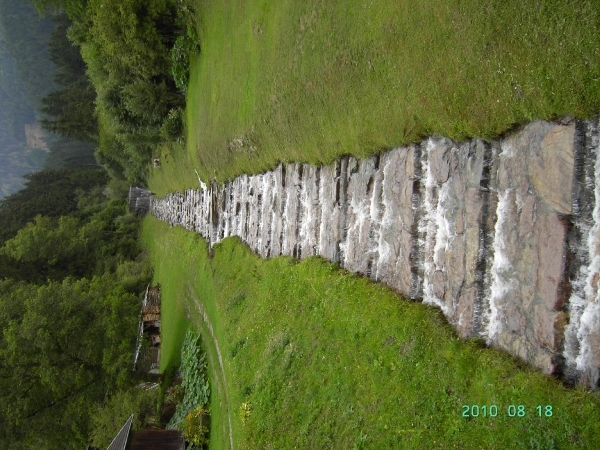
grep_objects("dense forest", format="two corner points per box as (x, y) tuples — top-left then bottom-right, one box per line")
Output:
(0, 0), (199, 447)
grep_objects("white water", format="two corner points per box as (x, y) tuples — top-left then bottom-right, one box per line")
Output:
(564, 117), (600, 382)
(375, 153), (394, 280)
(485, 141), (516, 343)
(420, 139), (452, 315)
(149, 118), (600, 387)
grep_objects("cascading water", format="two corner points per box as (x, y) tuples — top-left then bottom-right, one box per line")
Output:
(485, 187), (513, 343)
(564, 117), (600, 386)
(150, 116), (600, 389)
(420, 139), (452, 316)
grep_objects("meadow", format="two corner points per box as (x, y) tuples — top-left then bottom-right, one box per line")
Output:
(144, 0), (600, 447)
(143, 217), (600, 449)
(151, 0), (600, 195)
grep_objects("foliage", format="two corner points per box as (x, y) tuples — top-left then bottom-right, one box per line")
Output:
(170, 0), (199, 92)
(89, 387), (158, 448)
(1, 200), (141, 281)
(74, 0), (184, 180)
(39, 13), (97, 141)
(39, 85), (97, 142)
(165, 384), (184, 405)
(114, 251), (153, 294)
(0, 163), (149, 446)
(183, 405), (210, 448)
(160, 108), (184, 140)
(239, 402), (252, 423)
(170, 35), (197, 92)
(167, 330), (210, 430)
(0, 168), (107, 245)
(43, 136), (97, 170)
(0, 274), (140, 448)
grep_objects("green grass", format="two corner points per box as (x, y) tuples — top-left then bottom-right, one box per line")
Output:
(164, 0), (600, 189)
(143, 1), (600, 447)
(142, 216), (600, 449)
(141, 220), (192, 371)
(142, 217), (231, 449)
(148, 141), (200, 197)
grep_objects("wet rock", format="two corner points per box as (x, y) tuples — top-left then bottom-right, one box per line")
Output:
(376, 148), (415, 294)
(528, 122), (576, 215)
(343, 157), (378, 274)
(150, 115), (600, 389)
(534, 213), (567, 310)
(455, 287), (477, 338)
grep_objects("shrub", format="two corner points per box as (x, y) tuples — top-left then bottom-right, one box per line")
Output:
(160, 108), (184, 140)
(183, 405), (210, 447)
(167, 330), (210, 432)
(171, 35), (197, 92)
(170, 0), (201, 92)
(89, 387), (158, 448)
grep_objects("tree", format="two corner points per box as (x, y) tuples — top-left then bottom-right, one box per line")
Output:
(39, 12), (98, 141)
(84, 0), (173, 82)
(89, 387), (158, 448)
(39, 85), (98, 141)
(1, 200), (141, 281)
(122, 80), (183, 125)
(0, 275), (140, 448)
(0, 168), (107, 246)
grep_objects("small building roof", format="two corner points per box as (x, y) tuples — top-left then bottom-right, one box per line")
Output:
(128, 186), (152, 215)
(106, 414), (133, 450)
(106, 415), (184, 450)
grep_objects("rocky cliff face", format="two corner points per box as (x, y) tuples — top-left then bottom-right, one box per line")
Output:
(151, 116), (600, 389)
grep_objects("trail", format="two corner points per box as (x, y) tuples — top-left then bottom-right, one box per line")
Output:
(185, 284), (234, 450)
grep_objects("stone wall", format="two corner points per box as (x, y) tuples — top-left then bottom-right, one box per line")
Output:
(151, 116), (600, 389)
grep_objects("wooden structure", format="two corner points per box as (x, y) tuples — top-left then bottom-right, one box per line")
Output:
(128, 186), (152, 216)
(133, 285), (161, 374)
(107, 414), (184, 450)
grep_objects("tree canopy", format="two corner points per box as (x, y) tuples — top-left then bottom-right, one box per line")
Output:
(39, 13), (97, 142)
(0, 276), (140, 449)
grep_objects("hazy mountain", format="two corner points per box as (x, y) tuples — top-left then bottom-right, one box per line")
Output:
(0, 0), (56, 198)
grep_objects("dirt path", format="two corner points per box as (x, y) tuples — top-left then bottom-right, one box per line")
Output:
(186, 284), (234, 450)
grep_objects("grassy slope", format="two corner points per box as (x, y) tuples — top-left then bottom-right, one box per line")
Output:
(143, 217), (600, 449)
(144, 1), (600, 447)
(162, 0), (600, 189)
(141, 221), (191, 370)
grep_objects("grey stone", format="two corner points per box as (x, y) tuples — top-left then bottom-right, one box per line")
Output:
(149, 115), (600, 390)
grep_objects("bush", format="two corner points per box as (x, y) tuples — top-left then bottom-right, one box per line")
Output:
(171, 0), (201, 92)
(171, 35), (197, 92)
(167, 330), (210, 431)
(183, 405), (210, 447)
(160, 108), (184, 140)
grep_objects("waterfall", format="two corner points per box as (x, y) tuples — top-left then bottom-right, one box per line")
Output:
(565, 117), (600, 385)
(150, 116), (600, 389)
(485, 187), (513, 343)
(420, 139), (452, 315)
